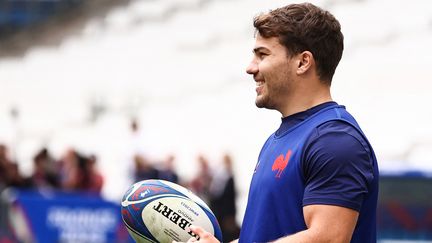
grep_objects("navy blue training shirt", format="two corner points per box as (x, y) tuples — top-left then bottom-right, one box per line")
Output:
(239, 102), (379, 243)
(278, 102), (374, 211)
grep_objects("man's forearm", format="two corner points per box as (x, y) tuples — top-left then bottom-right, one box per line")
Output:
(272, 227), (351, 243)
(271, 229), (318, 243)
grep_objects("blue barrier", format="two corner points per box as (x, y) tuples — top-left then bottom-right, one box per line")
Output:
(4, 189), (132, 243)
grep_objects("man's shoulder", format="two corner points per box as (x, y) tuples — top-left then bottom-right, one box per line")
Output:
(313, 119), (371, 153)
(300, 118), (375, 178)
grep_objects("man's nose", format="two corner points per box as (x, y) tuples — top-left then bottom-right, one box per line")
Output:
(246, 60), (258, 75)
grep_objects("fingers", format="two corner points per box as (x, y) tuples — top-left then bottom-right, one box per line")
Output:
(189, 225), (205, 237)
(188, 225), (219, 242)
(187, 237), (198, 242)
(172, 234), (197, 243)
(172, 225), (219, 243)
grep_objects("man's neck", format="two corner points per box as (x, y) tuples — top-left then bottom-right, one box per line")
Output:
(279, 87), (332, 117)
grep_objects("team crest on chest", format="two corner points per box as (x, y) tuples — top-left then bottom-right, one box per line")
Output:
(272, 150), (292, 178)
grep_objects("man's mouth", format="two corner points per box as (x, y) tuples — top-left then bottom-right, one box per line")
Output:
(255, 81), (264, 93)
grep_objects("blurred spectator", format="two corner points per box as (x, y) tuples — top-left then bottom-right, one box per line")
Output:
(0, 144), (10, 188)
(209, 153), (240, 242)
(0, 144), (31, 189)
(61, 150), (104, 194)
(134, 154), (159, 182)
(158, 154), (179, 183)
(77, 154), (104, 193)
(4, 162), (31, 189)
(189, 154), (212, 203)
(30, 148), (59, 190)
(125, 119), (153, 186)
(130, 119), (139, 133)
(58, 149), (80, 189)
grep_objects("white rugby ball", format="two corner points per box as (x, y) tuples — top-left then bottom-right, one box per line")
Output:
(121, 179), (222, 243)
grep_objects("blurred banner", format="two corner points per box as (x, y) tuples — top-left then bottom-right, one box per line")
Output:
(378, 173), (432, 241)
(2, 189), (131, 243)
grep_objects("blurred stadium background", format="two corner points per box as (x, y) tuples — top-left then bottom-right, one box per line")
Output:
(0, 0), (432, 242)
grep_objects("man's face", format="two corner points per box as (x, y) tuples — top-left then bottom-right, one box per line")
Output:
(246, 34), (296, 111)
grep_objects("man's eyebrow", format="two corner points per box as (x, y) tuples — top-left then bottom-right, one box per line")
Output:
(253, 47), (269, 53)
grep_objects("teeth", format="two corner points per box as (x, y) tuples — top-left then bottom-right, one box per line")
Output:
(256, 81), (264, 86)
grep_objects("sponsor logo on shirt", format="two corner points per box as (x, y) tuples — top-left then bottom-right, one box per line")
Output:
(272, 150), (292, 178)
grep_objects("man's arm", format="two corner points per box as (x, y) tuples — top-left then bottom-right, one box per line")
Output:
(273, 204), (358, 243)
(177, 204), (357, 243)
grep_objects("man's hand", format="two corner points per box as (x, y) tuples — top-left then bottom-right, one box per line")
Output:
(173, 225), (220, 243)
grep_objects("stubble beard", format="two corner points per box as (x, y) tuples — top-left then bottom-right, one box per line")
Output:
(255, 95), (268, 109)
(255, 92), (277, 110)
(255, 81), (287, 111)
(255, 67), (292, 111)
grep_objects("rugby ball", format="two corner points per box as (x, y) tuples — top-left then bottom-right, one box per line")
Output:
(121, 179), (223, 243)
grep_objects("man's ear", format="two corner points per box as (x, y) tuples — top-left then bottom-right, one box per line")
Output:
(296, 51), (314, 75)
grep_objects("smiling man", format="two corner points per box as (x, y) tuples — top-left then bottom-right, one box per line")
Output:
(176, 3), (379, 243)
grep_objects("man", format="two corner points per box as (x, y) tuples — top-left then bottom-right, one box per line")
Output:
(177, 2), (379, 243)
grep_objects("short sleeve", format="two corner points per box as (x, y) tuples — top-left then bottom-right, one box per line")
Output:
(302, 121), (375, 211)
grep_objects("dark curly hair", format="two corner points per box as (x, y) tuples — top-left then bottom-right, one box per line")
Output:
(253, 3), (344, 85)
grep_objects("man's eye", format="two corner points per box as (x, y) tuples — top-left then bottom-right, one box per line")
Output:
(258, 53), (268, 58)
